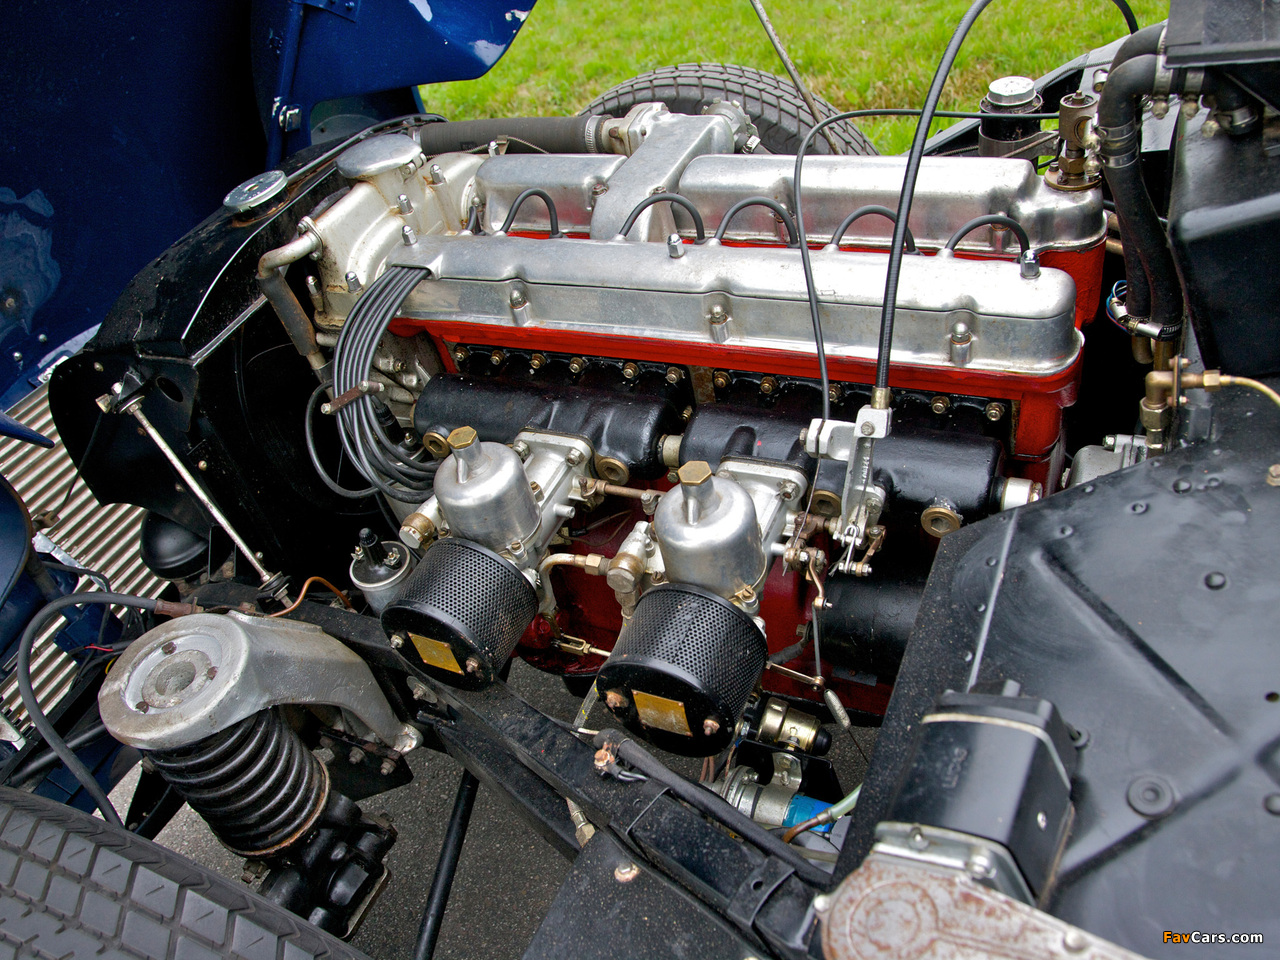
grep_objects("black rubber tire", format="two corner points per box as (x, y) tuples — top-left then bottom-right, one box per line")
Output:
(581, 63), (877, 156)
(0, 786), (369, 960)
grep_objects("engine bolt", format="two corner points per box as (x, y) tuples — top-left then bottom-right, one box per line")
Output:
(408, 678), (434, 702)
(566, 449), (584, 466)
(828, 384), (843, 402)
(1267, 464), (1280, 487)
(568, 357), (585, 375)
(605, 690), (629, 710)
(591, 182), (608, 197)
(512, 439), (531, 459)
(401, 224), (418, 245)
(930, 396), (951, 415)
(397, 194), (414, 215)
(380, 758), (397, 776)
(490, 349), (505, 366)
(614, 862), (640, 883)
(197, 460), (208, 471)
(206, 667), (217, 679)
(453, 347), (468, 364)
(135, 700), (149, 713)
(161, 641), (177, 655)
(712, 371), (730, 390)
(465, 657), (482, 674)
(529, 353), (547, 370)
(703, 717), (721, 736)
(390, 632), (405, 648)
(509, 289), (527, 309)
(759, 376), (777, 395)
(622, 362), (639, 380)
(708, 305), (728, 324)
(665, 366), (683, 383)
(349, 748), (365, 765)
(984, 402), (1005, 422)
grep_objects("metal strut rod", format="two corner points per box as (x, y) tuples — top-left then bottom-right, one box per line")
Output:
(412, 770), (481, 960)
(103, 388), (283, 593)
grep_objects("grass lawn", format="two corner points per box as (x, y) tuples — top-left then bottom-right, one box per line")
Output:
(420, 0), (1169, 154)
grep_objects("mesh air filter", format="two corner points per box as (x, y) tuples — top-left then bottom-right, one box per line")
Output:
(382, 537), (537, 688)
(597, 583), (766, 756)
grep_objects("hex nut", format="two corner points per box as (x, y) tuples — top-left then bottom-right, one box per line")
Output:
(678, 461), (713, 486)
(447, 426), (477, 450)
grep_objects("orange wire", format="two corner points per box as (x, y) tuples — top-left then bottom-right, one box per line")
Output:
(268, 576), (354, 617)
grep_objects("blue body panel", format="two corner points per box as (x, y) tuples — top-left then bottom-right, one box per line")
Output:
(1, 0), (533, 402)
(253, 0), (537, 163)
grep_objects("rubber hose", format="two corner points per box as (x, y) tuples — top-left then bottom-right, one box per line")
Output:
(416, 115), (598, 155)
(1098, 55), (1184, 340)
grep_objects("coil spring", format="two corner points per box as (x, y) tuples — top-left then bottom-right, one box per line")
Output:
(148, 708), (328, 856)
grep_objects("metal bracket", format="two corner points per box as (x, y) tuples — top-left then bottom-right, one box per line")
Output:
(99, 611), (421, 754)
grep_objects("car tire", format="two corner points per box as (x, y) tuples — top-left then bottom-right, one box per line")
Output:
(0, 786), (369, 960)
(581, 62), (877, 156)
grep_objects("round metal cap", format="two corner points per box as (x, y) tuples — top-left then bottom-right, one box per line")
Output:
(223, 170), (288, 213)
(986, 76), (1037, 107)
(336, 133), (423, 181)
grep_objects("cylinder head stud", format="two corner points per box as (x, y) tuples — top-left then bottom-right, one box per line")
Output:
(930, 395), (951, 415)
(703, 717), (721, 736)
(568, 357), (585, 375)
(529, 353), (547, 370)
(985, 402), (1005, 422)
(665, 366), (683, 383)
(622, 362), (639, 380)
(712, 370), (730, 390)
(490, 349), (506, 366)
(759, 376), (777, 396)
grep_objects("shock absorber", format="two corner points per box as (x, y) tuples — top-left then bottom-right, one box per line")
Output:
(148, 708), (328, 856)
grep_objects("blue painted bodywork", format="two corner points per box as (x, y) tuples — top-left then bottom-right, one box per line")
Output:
(254, 0), (537, 164)
(1, 0), (534, 403)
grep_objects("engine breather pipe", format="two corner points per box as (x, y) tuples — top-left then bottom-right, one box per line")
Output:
(100, 388), (284, 594)
(256, 221), (331, 385)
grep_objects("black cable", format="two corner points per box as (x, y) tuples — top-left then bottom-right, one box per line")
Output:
(617, 193), (706, 242)
(944, 214), (1030, 256)
(874, 0), (999, 392)
(304, 382), (376, 498)
(829, 205), (917, 252)
(713, 196), (799, 246)
(412, 770), (480, 960)
(1110, 0), (1140, 34)
(498, 188), (562, 237)
(6, 722), (110, 786)
(17, 592), (159, 827)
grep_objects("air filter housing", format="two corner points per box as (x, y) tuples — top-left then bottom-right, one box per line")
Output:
(597, 583), (767, 755)
(382, 537), (537, 688)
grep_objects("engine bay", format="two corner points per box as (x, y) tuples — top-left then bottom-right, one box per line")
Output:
(15, 4), (1280, 956)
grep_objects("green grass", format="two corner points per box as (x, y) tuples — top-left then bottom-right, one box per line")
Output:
(420, 0), (1168, 154)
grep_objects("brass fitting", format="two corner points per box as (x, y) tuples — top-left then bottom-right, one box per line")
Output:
(399, 512), (438, 550)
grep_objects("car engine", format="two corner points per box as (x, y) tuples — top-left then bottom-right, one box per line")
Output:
(19, 4), (1280, 956)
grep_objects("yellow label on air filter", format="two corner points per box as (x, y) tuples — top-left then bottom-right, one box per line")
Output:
(410, 633), (464, 674)
(633, 690), (693, 737)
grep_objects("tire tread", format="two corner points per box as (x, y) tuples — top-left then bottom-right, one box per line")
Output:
(0, 787), (369, 960)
